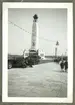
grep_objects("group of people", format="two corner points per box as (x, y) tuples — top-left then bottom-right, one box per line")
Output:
(59, 59), (68, 72)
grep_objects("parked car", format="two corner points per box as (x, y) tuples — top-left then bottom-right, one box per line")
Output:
(54, 57), (61, 63)
(8, 56), (27, 69)
(8, 54), (41, 69)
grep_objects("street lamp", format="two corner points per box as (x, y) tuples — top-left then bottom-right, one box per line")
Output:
(55, 41), (59, 57)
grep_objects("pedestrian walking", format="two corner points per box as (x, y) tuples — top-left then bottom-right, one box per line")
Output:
(59, 60), (64, 71)
(64, 59), (68, 72)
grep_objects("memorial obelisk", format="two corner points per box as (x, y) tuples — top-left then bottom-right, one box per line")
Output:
(30, 14), (39, 52)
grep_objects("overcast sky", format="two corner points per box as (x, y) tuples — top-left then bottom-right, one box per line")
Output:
(8, 8), (67, 56)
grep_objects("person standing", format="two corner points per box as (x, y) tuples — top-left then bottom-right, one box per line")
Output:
(64, 59), (68, 72)
(59, 60), (64, 71)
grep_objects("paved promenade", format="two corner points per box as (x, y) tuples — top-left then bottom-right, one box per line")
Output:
(8, 62), (67, 97)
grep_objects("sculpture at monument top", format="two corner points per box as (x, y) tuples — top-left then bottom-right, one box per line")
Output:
(33, 14), (38, 22)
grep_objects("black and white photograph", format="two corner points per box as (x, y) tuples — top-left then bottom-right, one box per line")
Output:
(2, 3), (73, 103)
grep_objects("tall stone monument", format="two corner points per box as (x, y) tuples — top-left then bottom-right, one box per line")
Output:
(30, 14), (39, 51)
(24, 14), (45, 59)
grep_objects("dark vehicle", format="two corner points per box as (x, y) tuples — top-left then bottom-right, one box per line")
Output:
(54, 57), (61, 63)
(26, 55), (41, 65)
(28, 50), (41, 65)
(8, 53), (41, 69)
(54, 56), (68, 63)
(8, 54), (27, 69)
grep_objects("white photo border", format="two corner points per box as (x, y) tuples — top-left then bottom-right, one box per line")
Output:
(2, 2), (73, 103)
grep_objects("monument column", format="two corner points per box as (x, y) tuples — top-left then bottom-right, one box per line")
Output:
(31, 14), (39, 51)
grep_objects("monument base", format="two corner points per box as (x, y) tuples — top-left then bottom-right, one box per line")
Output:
(29, 49), (39, 56)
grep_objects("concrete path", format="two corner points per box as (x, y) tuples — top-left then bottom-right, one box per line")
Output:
(8, 62), (67, 97)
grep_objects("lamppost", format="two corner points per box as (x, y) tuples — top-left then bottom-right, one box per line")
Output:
(55, 41), (59, 57)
